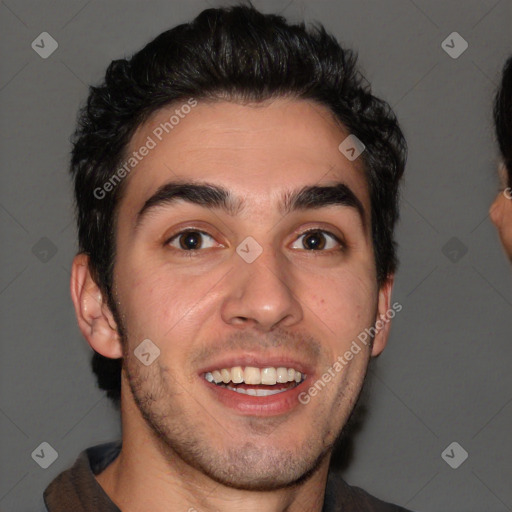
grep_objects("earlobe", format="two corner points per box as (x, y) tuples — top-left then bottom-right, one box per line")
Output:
(371, 275), (394, 357)
(70, 253), (123, 359)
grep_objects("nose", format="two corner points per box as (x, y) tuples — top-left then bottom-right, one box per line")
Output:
(220, 244), (304, 332)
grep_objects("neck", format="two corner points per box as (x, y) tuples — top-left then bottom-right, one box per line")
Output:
(95, 413), (330, 512)
(95, 377), (333, 512)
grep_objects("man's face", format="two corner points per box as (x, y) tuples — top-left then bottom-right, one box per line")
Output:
(490, 163), (512, 260)
(111, 98), (389, 490)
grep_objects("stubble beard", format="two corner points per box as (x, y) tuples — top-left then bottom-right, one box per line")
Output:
(111, 297), (370, 492)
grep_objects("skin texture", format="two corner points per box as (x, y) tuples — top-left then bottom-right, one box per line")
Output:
(490, 163), (512, 261)
(70, 98), (394, 512)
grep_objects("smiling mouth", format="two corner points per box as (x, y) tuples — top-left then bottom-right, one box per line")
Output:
(204, 366), (306, 396)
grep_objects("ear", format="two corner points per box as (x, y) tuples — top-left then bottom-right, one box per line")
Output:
(70, 253), (123, 359)
(371, 275), (395, 357)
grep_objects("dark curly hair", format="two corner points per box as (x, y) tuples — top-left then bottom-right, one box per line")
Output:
(494, 56), (512, 185)
(70, 3), (407, 409)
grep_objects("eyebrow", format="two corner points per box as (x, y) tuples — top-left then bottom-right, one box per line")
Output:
(135, 179), (366, 230)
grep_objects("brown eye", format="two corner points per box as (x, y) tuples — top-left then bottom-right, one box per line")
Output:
(167, 230), (216, 251)
(291, 230), (343, 251)
(303, 231), (326, 250)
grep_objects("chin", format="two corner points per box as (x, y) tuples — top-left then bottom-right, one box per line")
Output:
(194, 444), (328, 491)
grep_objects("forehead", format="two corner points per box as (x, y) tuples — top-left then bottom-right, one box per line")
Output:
(119, 98), (370, 222)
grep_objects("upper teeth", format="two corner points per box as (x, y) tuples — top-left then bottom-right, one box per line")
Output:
(204, 366), (304, 385)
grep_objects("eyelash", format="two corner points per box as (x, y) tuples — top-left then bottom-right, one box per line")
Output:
(164, 228), (345, 257)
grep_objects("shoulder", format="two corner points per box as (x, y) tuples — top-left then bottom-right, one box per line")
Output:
(347, 483), (414, 511)
(324, 470), (414, 512)
(42, 440), (122, 512)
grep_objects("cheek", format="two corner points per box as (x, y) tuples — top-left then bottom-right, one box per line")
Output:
(500, 204), (512, 253)
(501, 197), (512, 226)
(491, 195), (512, 247)
(490, 195), (504, 227)
(308, 268), (377, 346)
(115, 259), (204, 345)
(125, 268), (242, 369)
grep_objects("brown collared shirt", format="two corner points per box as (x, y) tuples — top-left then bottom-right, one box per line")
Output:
(42, 441), (413, 512)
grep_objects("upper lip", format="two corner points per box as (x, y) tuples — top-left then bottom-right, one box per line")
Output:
(197, 353), (315, 377)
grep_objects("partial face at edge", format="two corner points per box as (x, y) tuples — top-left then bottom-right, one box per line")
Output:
(109, 98), (392, 489)
(490, 163), (512, 261)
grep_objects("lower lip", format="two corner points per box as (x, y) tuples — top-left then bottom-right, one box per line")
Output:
(202, 377), (310, 416)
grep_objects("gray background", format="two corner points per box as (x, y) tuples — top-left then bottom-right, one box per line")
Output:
(0, 0), (511, 511)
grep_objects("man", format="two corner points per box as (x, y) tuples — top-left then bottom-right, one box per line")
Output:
(490, 56), (512, 258)
(43, 4), (408, 511)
